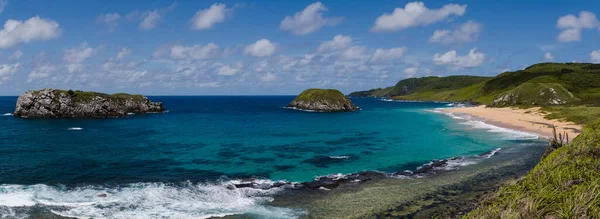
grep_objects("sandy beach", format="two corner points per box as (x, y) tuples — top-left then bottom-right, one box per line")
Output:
(443, 106), (582, 139)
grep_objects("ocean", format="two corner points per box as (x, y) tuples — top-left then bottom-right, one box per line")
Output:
(0, 96), (545, 218)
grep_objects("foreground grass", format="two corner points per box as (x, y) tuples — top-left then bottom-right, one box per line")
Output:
(465, 119), (600, 218)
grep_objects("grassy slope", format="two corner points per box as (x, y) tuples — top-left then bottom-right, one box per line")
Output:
(293, 88), (349, 104)
(351, 63), (600, 107)
(465, 120), (600, 218)
(33, 89), (146, 103)
(348, 76), (491, 98)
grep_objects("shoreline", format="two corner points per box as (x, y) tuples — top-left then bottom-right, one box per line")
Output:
(442, 105), (582, 139)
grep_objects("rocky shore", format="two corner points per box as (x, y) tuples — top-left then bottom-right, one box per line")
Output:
(14, 89), (165, 118)
(287, 88), (359, 112)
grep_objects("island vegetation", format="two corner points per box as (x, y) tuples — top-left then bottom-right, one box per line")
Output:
(288, 88), (359, 112)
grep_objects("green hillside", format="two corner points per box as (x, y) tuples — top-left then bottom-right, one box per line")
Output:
(350, 63), (600, 107)
(465, 120), (600, 218)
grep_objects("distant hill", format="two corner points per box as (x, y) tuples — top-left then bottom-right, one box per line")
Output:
(349, 63), (600, 107)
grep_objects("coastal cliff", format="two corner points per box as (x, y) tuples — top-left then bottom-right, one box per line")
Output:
(287, 88), (359, 112)
(14, 89), (164, 118)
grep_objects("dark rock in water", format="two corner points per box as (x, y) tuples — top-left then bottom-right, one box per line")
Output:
(302, 177), (341, 189)
(287, 88), (359, 112)
(231, 180), (291, 190)
(97, 193), (108, 198)
(13, 88), (164, 118)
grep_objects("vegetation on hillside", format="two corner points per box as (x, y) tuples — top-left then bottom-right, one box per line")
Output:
(465, 119), (600, 218)
(33, 89), (146, 103)
(349, 76), (490, 98)
(350, 63), (600, 107)
(294, 88), (349, 104)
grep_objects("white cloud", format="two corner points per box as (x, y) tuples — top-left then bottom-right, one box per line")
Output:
(280, 2), (343, 35)
(317, 34), (352, 52)
(433, 48), (485, 69)
(8, 49), (22, 60)
(0, 0), (7, 14)
(591, 50), (600, 63)
(28, 64), (55, 82)
(429, 20), (481, 45)
(218, 65), (239, 76)
(372, 2), (466, 32)
(260, 72), (277, 82)
(191, 3), (231, 30)
(342, 46), (367, 60)
(62, 42), (97, 63)
(169, 43), (221, 60)
(404, 67), (418, 77)
(543, 52), (554, 62)
(556, 11), (599, 42)
(0, 16), (61, 49)
(244, 39), (276, 57)
(0, 63), (20, 83)
(116, 48), (131, 60)
(97, 13), (121, 32)
(371, 47), (407, 62)
(140, 10), (160, 30)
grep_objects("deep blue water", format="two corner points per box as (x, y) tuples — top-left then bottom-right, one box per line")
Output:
(0, 96), (543, 218)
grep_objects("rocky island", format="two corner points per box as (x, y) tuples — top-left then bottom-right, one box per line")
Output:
(287, 88), (359, 112)
(14, 89), (165, 118)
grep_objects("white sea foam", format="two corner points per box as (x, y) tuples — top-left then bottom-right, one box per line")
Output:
(459, 120), (539, 140)
(2, 113), (12, 116)
(283, 107), (316, 112)
(427, 108), (539, 140)
(329, 156), (349, 159)
(0, 182), (304, 219)
(485, 148), (502, 158)
(127, 113), (135, 116)
(67, 127), (83, 131)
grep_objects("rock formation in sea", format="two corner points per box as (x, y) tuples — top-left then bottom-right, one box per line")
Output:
(287, 88), (359, 112)
(14, 88), (165, 118)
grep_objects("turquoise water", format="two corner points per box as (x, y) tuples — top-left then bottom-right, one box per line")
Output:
(0, 96), (542, 218)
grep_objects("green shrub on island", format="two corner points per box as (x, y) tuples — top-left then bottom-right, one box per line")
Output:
(288, 88), (359, 112)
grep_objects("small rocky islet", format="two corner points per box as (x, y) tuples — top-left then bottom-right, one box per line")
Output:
(13, 88), (165, 118)
(287, 88), (359, 112)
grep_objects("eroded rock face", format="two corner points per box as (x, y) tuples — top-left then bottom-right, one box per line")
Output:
(287, 89), (359, 112)
(14, 89), (165, 118)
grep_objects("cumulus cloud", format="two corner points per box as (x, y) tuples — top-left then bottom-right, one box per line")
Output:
(8, 49), (22, 60)
(0, 63), (20, 83)
(28, 64), (56, 82)
(139, 10), (160, 30)
(244, 39), (276, 57)
(371, 47), (407, 62)
(591, 50), (600, 63)
(0, 16), (61, 49)
(372, 1), (466, 32)
(191, 3), (231, 30)
(317, 34), (352, 52)
(556, 11), (599, 42)
(116, 47), (131, 60)
(62, 42), (97, 63)
(433, 48), (485, 69)
(429, 20), (481, 45)
(342, 46), (367, 60)
(260, 72), (277, 82)
(218, 65), (239, 76)
(280, 2), (343, 35)
(168, 43), (221, 60)
(97, 13), (121, 32)
(543, 52), (554, 62)
(403, 67), (418, 77)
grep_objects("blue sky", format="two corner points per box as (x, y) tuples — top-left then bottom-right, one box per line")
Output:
(0, 0), (599, 95)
